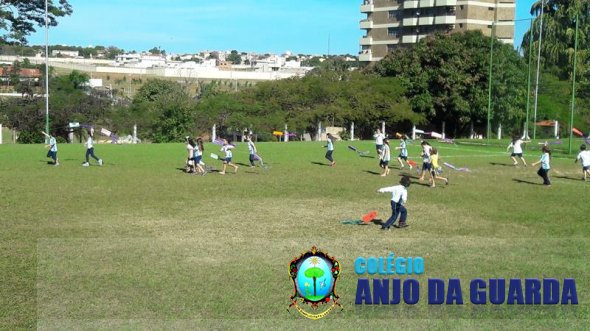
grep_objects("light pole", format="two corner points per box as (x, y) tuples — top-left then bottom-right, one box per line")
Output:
(44, 0), (49, 143)
(532, 0), (545, 140)
(486, 22), (495, 142)
(568, 14), (579, 154)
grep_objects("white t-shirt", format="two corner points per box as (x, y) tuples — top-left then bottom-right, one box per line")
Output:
(187, 144), (194, 159)
(248, 141), (256, 155)
(86, 137), (94, 149)
(577, 150), (590, 167)
(382, 144), (391, 161)
(49, 137), (57, 152)
(222, 145), (233, 158)
(374, 133), (384, 145)
(509, 140), (524, 154)
(195, 144), (203, 157)
(378, 185), (407, 204)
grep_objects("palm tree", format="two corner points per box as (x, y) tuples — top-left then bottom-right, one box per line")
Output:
(522, 0), (589, 79)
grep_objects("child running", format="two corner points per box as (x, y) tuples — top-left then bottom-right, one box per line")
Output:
(429, 148), (448, 187)
(418, 141), (433, 181)
(575, 144), (590, 181)
(195, 137), (206, 175)
(531, 145), (551, 186)
(507, 136), (529, 166)
(82, 129), (103, 167)
(42, 131), (59, 166)
(220, 139), (238, 175)
(374, 128), (385, 156)
(380, 138), (391, 176)
(395, 135), (412, 169)
(325, 133), (336, 166)
(377, 175), (411, 229)
(185, 137), (196, 174)
(247, 135), (258, 167)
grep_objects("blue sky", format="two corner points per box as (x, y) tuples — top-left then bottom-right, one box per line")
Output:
(28, 0), (536, 55)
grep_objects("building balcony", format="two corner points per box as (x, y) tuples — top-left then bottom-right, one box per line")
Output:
(436, 0), (457, 6)
(404, 1), (419, 9)
(403, 17), (418, 26)
(434, 15), (456, 24)
(360, 3), (374, 12)
(360, 19), (373, 29)
(359, 51), (373, 62)
(402, 35), (418, 43)
(419, 0), (435, 8)
(360, 36), (373, 45)
(419, 16), (435, 25)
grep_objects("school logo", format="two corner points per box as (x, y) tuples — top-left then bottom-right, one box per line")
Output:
(288, 246), (342, 319)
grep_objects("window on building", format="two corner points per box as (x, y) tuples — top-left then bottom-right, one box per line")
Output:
(388, 11), (396, 19)
(388, 27), (399, 38)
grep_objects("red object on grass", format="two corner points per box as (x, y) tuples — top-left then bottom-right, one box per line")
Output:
(362, 211), (378, 223)
(407, 160), (417, 167)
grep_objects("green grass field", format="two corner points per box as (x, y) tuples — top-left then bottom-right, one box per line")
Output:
(1, 140), (589, 330)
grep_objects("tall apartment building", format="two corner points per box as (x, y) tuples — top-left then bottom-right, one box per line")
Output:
(359, 0), (515, 62)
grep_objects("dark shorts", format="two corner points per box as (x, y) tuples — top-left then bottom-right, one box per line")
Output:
(398, 154), (407, 160)
(376, 144), (383, 152)
(381, 160), (389, 167)
(583, 166), (589, 171)
(194, 155), (202, 163)
(422, 162), (432, 170)
(47, 151), (57, 160)
(511, 153), (523, 158)
(224, 157), (232, 163)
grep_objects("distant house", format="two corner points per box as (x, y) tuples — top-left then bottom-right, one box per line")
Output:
(115, 53), (166, 68)
(0, 67), (41, 83)
(51, 50), (79, 58)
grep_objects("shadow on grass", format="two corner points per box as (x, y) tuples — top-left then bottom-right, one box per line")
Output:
(311, 161), (329, 167)
(359, 155), (375, 159)
(235, 162), (250, 167)
(364, 170), (381, 175)
(554, 175), (583, 181)
(512, 178), (542, 185)
(490, 162), (516, 167)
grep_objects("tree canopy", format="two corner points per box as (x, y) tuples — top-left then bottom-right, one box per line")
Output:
(0, 0), (72, 44)
(374, 30), (528, 136)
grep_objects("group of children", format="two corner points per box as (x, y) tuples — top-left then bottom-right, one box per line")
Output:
(185, 135), (266, 175)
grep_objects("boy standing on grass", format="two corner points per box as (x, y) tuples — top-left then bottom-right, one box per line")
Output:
(380, 138), (391, 176)
(531, 145), (551, 186)
(575, 144), (590, 181)
(374, 128), (385, 156)
(324, 133), (336, 166)
(377, 175), (411, 230)
(42, 131), (59, 166)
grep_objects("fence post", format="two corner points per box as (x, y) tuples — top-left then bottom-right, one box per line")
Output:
(350, 122), (355, 141)
(212, 124), (216, 142)
(284, 124), (289, 142)
(133, 124), (137, 144)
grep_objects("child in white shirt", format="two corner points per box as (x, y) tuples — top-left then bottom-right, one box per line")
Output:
(377, 175), (411, 229)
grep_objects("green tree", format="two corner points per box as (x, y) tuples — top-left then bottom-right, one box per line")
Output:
(0, 0), (72, 44)
(226, 50), (242, 64)
(522, 0), (589, 80)
(131, 79), (197, 142)
(374, 31), (527, 136)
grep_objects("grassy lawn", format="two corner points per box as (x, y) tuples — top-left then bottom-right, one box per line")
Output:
(1, 140), (589, 330)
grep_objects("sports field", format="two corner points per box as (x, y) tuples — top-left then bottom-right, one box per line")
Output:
(1, 140), (589, 329)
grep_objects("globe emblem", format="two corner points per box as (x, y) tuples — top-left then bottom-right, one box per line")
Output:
(296, 256), (334, 302)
